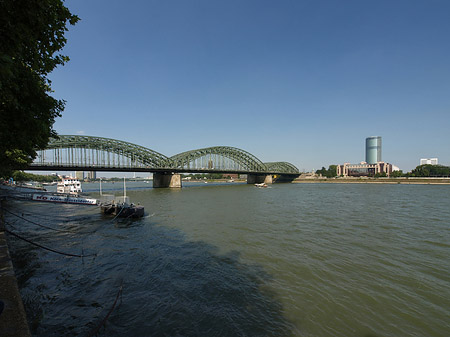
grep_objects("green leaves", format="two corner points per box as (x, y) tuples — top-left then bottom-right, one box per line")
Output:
(411, 164), (450, 177)
(316, 165), (337, 178)
(0, 0), (78, 178)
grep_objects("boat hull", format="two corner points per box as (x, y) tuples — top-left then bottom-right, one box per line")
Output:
(101, 204), (144, 218)
(32, 194), (98, 205)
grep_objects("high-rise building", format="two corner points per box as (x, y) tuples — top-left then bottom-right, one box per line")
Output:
(87, 171), (96, 180)
(365, 136), (382, 164)
(420, 158), (438, 165)
(75, 171), (84, 180)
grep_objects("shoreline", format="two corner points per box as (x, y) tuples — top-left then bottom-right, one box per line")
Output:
(0, 199), (32, 337)
(293, 177), (450, 185)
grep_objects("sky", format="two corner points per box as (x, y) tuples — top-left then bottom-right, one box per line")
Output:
(49, 0), (450, 173)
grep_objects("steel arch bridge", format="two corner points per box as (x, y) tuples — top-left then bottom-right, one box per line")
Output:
(170, 146), (268, 173)
(31, 135), (300, 175)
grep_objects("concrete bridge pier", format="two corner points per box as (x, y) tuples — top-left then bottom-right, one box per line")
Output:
(153, 173), (182, 188)
(272, 174), (299, 183)
(247, 174), (273, 185)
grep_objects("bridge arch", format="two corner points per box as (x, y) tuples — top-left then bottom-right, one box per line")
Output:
(40, 135), (171, 169)
(170, 146), (267, 173)
(264, 162), (300, 174)
(33, 135), (299, 176)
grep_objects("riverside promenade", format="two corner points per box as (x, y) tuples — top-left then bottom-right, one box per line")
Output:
(0, 198), (31, 337)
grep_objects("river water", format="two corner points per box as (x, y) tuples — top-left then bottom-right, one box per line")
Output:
(4, 182), (450, 336)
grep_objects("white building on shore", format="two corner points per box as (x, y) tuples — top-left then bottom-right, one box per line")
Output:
(420, 158), (438, 165)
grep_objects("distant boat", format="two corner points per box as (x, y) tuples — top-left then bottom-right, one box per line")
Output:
(57, 176), (82, 195)
(255, 183), (268, 188)
(42, 181), (58, 186)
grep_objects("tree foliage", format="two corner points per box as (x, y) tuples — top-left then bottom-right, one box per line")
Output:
(12, 171), (56, 183)
(390, 170), (404, 177)
(0, 0), (78, 178)
(316, 165), (337, 178)
(410, 164), (450, 177)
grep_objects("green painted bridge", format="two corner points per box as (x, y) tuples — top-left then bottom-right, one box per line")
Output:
(29, 135), (300, 187)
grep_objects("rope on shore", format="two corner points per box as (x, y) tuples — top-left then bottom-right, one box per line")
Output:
(87, 281), (123, 337)
(4, 221), (96, 258)
(2, 207), (72, 233)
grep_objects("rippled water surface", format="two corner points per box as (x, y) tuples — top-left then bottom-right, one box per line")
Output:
(5, 182), (450, 336)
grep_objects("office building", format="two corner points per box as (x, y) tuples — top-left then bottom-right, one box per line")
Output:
(366, 136), (382, 164)
(420, 158), (438, 165)
(336, 136), (395, 177)
(337, 162), (393, 177)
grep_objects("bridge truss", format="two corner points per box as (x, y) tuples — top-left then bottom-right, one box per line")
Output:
(33, 135), (299, 175)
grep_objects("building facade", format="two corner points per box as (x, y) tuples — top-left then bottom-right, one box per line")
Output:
(365, 136), (382, 164)
(420, 158), (438, 165)
(75, 171), (84, 180)
(337, 162), (393, 177)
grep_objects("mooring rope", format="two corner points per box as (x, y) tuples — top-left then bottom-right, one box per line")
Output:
(87, 282), (123, 337)
(112, 205), (125, 220)
(2, 207), (72, 233)
(2, 207), (104, 235)
(4, 221), (96, 258)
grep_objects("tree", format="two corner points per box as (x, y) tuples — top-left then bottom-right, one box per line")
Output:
(12, 171), (55, 183)
(315, 167), (327, 177)
(0, 0), (79, 178)
(315, 165), (337, 178)
(390, 170), (404, 177)
(411, 164), (450, 177)
(327, 165), (337, 178)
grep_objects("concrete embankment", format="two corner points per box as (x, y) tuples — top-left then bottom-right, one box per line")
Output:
(0, 199), (31, 337)
(293, 177), (450, 184)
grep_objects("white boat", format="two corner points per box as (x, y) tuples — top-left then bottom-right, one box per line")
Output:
(255, 183), (268, 188)
(42, 181), (58, 186)
(32, 194), (98, 205)
(57, 176), (82, 195)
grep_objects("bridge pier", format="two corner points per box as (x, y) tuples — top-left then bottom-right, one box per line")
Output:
(153, 173), (182, 188)
(247, 174), (273, 185)
(272, 174), (299, 183)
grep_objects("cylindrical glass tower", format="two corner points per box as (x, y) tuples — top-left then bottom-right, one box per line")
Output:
(366, 136), (382, 164)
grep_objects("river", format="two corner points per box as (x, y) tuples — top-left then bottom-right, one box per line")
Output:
(4, 182), (450, 336)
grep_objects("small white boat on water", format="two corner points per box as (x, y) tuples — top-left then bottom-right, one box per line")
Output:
(57, 176), (82, 195)
(255, 183), (268, 188)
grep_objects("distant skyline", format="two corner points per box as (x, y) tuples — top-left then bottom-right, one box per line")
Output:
(48, 0), (450, 172)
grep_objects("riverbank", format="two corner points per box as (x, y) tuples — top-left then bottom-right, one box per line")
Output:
(0, 199), (31, 337)
(293, 177), (450, 184)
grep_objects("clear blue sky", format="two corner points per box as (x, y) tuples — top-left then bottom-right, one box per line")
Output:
(50, 0), (450, 172)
